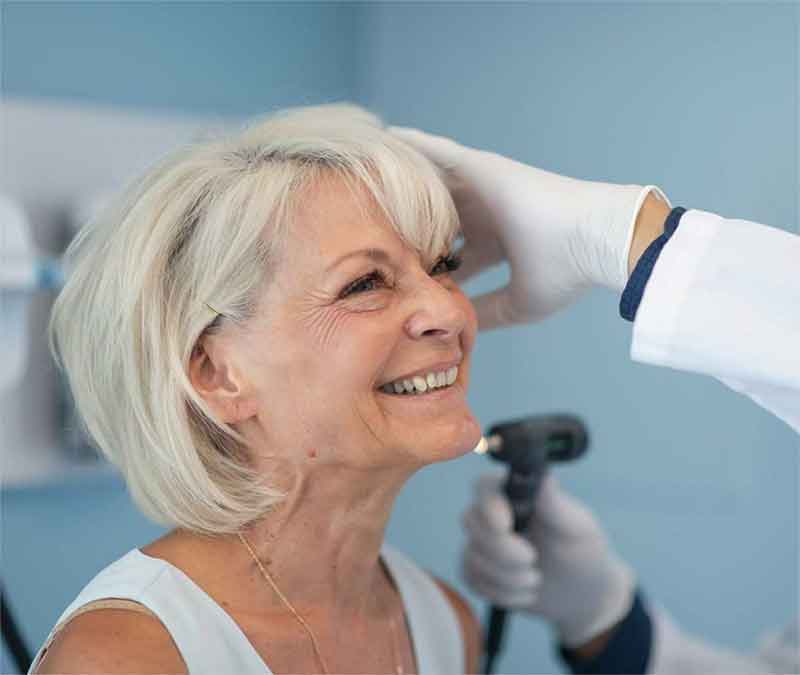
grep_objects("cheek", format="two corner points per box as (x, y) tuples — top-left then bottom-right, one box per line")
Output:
(298, 291), (390, 353)
(300, 304), (393, 390)
(302, 303), (351, 354)
(456, 290), (479, 353)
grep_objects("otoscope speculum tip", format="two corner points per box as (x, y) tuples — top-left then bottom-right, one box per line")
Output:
(473, 434), (503, 455)
(473, 437), (489, 454)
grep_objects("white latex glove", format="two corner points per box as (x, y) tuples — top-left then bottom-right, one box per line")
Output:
(462, 472), (636, 648)
(391, 127), (670, 329)
(757, 618), (800, 674)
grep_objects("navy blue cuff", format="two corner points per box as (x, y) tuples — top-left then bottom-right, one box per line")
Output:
(620, 207), (687, 321)
(558, 589), (653, 675)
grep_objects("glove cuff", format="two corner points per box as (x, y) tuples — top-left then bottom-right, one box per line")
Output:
(558, 557), (637, 648)
(559, 589), (653, 674)
(579, 183), (672, 293)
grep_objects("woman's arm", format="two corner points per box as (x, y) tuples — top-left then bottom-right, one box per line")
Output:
(33, 608), (187, 675)
(434, 577), (483, 674)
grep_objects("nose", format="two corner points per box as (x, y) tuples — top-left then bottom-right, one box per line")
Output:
(404, 277), (467, 341)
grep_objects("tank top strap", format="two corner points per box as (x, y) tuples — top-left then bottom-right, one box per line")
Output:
(381, 545), (464, 674)
(29, 549), (271, 674)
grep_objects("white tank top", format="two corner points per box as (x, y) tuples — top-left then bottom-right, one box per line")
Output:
(29, 546), (464, 674)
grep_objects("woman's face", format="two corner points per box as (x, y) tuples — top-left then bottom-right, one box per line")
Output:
(205, 174), (481, 474)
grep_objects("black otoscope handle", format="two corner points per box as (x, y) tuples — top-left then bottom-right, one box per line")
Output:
(484, 470), (543, 673)
(481, 414), (588, 674)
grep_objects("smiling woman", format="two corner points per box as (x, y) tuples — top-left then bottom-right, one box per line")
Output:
(33, 104), (483, 674)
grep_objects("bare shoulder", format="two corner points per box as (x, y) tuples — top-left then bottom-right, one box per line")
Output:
(33, 607), (187, 674)
(433, 576), (483, 674)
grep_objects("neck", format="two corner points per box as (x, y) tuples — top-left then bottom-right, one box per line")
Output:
(231, 460), (415, 620)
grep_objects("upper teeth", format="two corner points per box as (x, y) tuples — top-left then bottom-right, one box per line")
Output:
(380, 366), (458, 395)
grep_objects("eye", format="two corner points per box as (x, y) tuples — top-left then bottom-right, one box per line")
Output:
(430, 253), (462, 276)
(339, 270), (389, 298)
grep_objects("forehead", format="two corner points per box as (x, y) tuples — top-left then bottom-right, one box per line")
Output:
(283, 173), (411, 269)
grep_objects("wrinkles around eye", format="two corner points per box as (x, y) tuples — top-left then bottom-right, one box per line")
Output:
(339, 252), (462, 300)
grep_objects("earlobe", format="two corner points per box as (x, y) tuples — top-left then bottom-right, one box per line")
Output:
(189, 340), (254, 424)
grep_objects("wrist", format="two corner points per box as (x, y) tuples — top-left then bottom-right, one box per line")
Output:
(559, 590), (653, 675)
(627, 191), (672, 277)
(557, 556), (636, 648)
(564, 622), (620, 661)
(573, 183), (668, 292)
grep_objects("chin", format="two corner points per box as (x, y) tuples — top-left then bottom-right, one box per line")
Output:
(415, 415), (483, 465)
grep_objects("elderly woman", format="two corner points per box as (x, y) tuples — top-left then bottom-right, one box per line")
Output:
(31, 105), (484, 674)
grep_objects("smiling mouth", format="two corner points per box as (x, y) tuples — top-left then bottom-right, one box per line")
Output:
(376, 365), (459, 396)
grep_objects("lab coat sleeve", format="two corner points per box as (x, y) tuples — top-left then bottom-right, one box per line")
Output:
(647, 605), (792, 674)
(559, 591), (797, 674)
(630, 209), (800, 434)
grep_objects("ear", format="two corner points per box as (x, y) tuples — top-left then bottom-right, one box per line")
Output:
(189, 337), (257, 424)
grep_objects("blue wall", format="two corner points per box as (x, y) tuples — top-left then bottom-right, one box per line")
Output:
(3, 3), (798, 674)
(2, 2), (356, 114)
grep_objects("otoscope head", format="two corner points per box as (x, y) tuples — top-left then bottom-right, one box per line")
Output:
(484, 413), (589, 474)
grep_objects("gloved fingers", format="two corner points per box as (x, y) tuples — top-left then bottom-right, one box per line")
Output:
(463, 568), (537, 609)
(469, 474), (513, 534)
(465, 544), (540, 589)
(470, 286), (526, 331)
(451, 242), (489, 285)
(388, 126), (466, 171)
(462, 553), (540, 608)
(463, 568), (538, 609)
(468, 473), (540, 565)
(452, 236), (505, 284)
(474, 471), (507, 504)
(463, 513), (538, 572)
(473, 472), (601, 542)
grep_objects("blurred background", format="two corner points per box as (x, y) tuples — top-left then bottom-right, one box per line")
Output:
(1, 2), (798, 673)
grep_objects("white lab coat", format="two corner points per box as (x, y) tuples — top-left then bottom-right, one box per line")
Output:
(630, 209), (800, 674)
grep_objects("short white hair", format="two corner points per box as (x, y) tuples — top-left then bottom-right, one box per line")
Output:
(49, 104), (459, 535)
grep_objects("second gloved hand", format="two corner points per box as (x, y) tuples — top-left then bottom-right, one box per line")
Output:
(392, 127), (669, 329)
(462, 473), (636, 648)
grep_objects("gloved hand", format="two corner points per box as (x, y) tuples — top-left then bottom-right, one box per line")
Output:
(462, 472), (636, 648)
(391, 127), (670, 329)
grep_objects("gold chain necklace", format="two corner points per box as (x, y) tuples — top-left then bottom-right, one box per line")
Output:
(238, 532), (330, 673)
(237, 532), (406, 675)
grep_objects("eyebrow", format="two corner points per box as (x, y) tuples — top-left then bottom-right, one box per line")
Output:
(325, 247), (394, 273)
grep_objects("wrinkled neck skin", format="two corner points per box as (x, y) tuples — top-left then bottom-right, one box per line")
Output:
(228, 453), (419, 624)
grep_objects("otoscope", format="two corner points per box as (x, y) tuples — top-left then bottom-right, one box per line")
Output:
(474, 413), (589, 674)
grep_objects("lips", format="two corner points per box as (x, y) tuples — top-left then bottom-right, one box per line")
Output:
(378, 358), (461, 395)
(379, 365), (459, 395)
